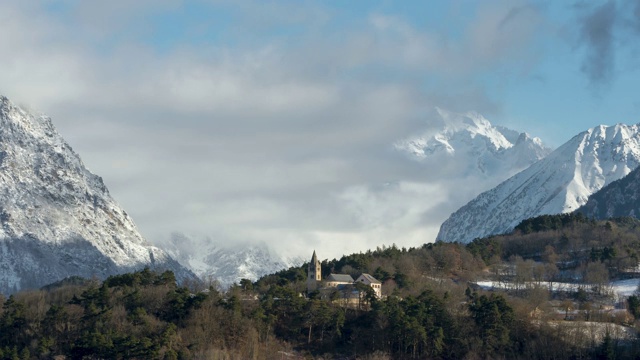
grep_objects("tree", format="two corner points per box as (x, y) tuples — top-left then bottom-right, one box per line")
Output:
(560, 300), (574, 320)
(543, 245), (559, 264)
(513, 257), (534, 293)
(544, 262), (559, 292)
(304, 299), (334, 344)
(355, 282), (377, 310)
(41, 304), (72, 354)
(596, 331), (615, 360)
(628, 295), (640, 319)
(526, 285), (549, 309)
(584, 262), (609, 295)
(468, 293), (514, 356)
(0, 296), (28, 348)
(239, 278), (254, 292)
(373, 266), (392, 283)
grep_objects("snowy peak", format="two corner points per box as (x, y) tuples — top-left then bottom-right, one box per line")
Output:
(398, 109), (511, 158)
(563, 124), (640, 206)
(396, 108), (551, 177)
(438, 122), (640, 243)
(433, 108), (514, 152)
(0, 96), (141, 250)
(0, 95), (193, 294)
(0, 96), (54, 140)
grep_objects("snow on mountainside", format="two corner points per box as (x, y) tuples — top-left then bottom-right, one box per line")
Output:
(395, 108), (551, 179)
(576, 165), (640, 219)
(438, 123), (640, 243)
(0, 96), (195, 294)
(162, 233), (304, 288)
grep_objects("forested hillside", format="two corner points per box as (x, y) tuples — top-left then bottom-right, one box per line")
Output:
(0, 267), (571, 360)
(2, 215), (640, 359)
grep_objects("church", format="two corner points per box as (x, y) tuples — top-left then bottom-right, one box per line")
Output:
(306, 250), (382, 299)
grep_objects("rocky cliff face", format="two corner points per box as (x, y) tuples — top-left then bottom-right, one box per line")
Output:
(438, 123), (640, 243)
(0, 96), (194, 294)
(577, 165), (640, 219)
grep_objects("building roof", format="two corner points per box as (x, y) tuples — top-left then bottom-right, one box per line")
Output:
(327, 274), (354, 283)
(357, 273), (381, 284)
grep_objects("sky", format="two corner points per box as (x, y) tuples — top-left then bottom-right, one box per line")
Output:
(1, 0), (640, 260)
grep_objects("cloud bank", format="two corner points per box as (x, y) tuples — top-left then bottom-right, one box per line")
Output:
(1, 1), (632, 260)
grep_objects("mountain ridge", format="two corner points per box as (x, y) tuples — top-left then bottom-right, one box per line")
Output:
(576, 164), (640, 219)
(395, 108), (551, 179)
(438, 123), (640, 243)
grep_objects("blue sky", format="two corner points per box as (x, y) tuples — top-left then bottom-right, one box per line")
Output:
(23, 0), (640, 145)
(114, 0), (639, 147)
(1, 0), (639, 258)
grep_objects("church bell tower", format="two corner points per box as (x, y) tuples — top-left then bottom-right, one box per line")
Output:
(307, 250), (321, 292)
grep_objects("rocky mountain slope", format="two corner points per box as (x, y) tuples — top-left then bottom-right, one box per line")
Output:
(162, 233), (303, 288)
(576, 165), (640, 219)
(395, 108), (551, 179)
(438, 123), (640, 243)
(0, 96), (194, 294)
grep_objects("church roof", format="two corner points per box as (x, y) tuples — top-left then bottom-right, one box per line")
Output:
(327, 274), (354, 283)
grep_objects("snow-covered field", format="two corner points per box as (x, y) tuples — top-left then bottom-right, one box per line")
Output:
(545, 321), (636, 344)
(476, 278), (640, 298)
(610, 278), (640, 297)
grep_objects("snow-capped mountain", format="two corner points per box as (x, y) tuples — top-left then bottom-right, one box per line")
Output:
(162, 233), (304, 288)
(0, 96), (194, 294)
(395, 108), (551, 179)
(438, 123), (640, 243)
(577, 165), (640, 219)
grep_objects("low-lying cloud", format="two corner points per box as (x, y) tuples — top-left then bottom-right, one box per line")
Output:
(0, 1), (561, 260)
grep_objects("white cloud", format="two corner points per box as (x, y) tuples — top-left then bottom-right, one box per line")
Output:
(0, 1), (549, 261)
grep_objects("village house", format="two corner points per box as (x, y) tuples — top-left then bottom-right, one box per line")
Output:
(355, 273), (382, 298)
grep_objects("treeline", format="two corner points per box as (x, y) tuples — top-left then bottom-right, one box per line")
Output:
(0, 267), (600, 360)
(514, 212), (594, 234)
(0, 269), (290, 359)
(470, 215), (640, 282)
(2, 214), (640, 359)
(255, 242), (485, 298)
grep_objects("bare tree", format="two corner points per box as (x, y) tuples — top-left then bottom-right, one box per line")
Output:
(584, 262), (609, 295)
(544, 263), (559, 292)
